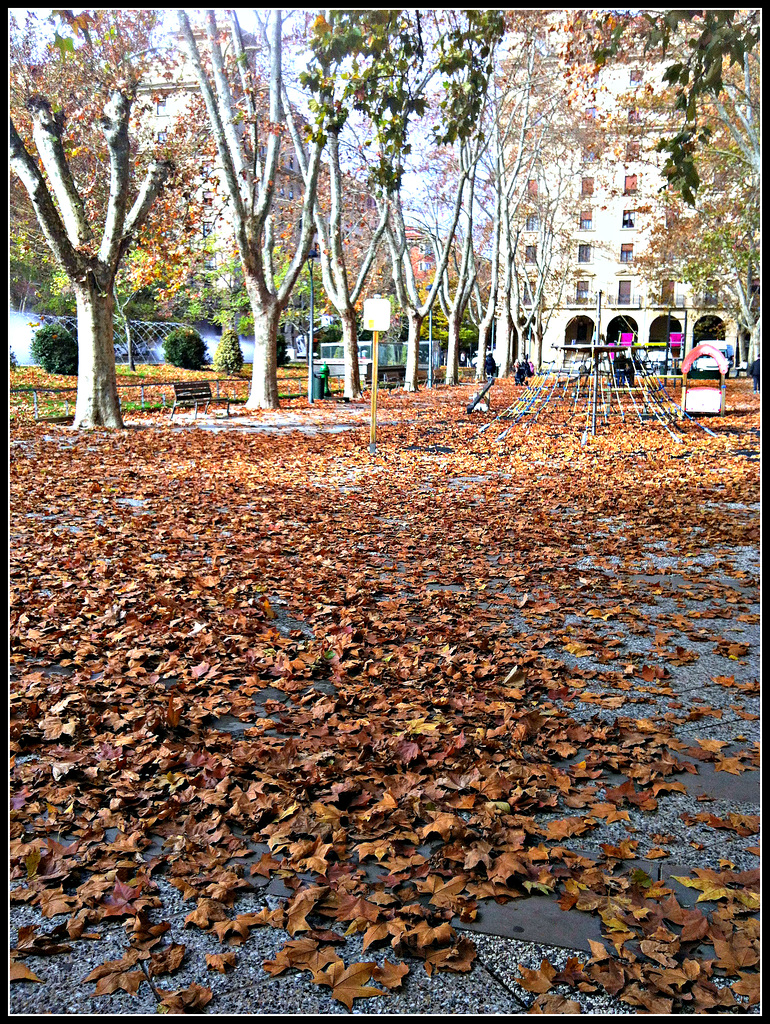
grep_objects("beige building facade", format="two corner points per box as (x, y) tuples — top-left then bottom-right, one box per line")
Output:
(509, 56), (741, 370)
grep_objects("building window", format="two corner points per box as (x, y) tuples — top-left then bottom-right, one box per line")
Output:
(527, 179), (538, 197)
(624, 174), (638, 194)
(576, 279), (590, 302)
(579, 210), (593, 230)
(280, 186), (285, 196)
(618, 280), (632, 305)
(525, 244), (537, 264)
(202, 221), (213, 238)
(626, 141), (640, 161)
(157, 129), (167, 144)
(205, 256), (217, 270)
(630, 69), (643, 84)
(525, 214), (540, 231)
(622, 210), (636, 229)
(581, 177), (594, 196)
(582, 148), (596, 163)
(628, 109), (641, 124)
(661, 280), (675, 304)
(156, 97), (167, 115)
(620, 243), (634, 263)
(289, 188), (294, 200)
(585, 106), (597, 119)
(578, 243), (592, 263)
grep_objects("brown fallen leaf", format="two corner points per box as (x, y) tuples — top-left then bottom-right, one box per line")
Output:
(311, 959), (387, 1010)
(156, 983), (213, 1013)
(10, 962), (44, 983)
(529, 993), (582, 1013)
(517, 959), (557, 994)
(371, 960), (409, 989)
(206, 952), (237, 973)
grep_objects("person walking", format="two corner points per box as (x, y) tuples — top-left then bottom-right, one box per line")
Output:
(515, 359), (527, 385)
(749, 354), (760, 393)
(484, 350), (497, 380)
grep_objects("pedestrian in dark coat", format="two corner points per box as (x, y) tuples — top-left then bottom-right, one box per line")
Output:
(749, 354), (760, 392)
(484, 351), (497, 379)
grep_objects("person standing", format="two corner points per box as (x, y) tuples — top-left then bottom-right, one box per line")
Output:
(749, 354), (760, 393)
(484, 350), (497, 380)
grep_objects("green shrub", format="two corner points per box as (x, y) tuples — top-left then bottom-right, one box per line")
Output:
(213, 327), (244, 375)
(31, 323), (79, 375)
(163, 326), (207, 370)
(10, 347), (18, 371)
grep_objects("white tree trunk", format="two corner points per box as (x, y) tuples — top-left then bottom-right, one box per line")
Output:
(476, 313), (494, 380)
(244, 285), (281, 410)
(404, 310), (424, 392)
(445, 312), (461, 385)
(73, 279), (123, 429)
(340, 306), (362, 399)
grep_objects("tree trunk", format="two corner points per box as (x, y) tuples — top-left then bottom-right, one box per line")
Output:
(73, 278), (124, 429)
(476, 314), (493, 381)
(445, 311), (461, 385)
(748, 318), (760, 363)
(533, 319), (544, 370)
(340, 305), (362, 399)
(497, 313), (513, 377)
(404, 309), (423, 392)
(244, 284), (281, 410)
(125, 317), (135, 372)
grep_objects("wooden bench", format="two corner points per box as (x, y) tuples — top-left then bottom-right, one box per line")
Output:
(364, 364), (407, 387)
(170, 381), (234, 420)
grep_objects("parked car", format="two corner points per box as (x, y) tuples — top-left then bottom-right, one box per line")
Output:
(691, 340), (734, 375)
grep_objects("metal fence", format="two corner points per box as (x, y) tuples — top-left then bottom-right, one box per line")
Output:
(30, 313), (188, 365)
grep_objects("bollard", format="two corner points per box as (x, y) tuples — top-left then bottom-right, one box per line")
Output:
(33, 391), (38, 419)
(141, 385), (145, 409)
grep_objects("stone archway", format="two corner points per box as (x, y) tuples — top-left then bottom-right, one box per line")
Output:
(605, 315), (638, 346)
(648, 315), (682, 345)
(565, 316), (594, 346)
(693, 315), (726, 344)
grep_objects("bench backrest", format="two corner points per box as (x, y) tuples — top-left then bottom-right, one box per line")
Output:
(173, 381), (212, 400)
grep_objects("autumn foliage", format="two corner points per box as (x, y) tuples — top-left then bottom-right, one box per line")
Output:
(9, 377), (760, 1012)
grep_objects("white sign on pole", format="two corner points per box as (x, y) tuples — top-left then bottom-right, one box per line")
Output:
(363, 297), (391, 332)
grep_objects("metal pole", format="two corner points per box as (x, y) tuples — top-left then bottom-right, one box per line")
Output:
(307, 257), (315, 404)
(665, 309), (671, 376)
(592, 291), (601, 435)
(369, 329), (379, 455)
(428, 307), (433, 388)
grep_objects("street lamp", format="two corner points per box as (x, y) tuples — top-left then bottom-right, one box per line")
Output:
(307, 242), (319, 404)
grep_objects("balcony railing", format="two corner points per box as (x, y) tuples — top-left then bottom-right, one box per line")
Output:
(650, 292), (688, 308)
(570, 292), (597, 306)
(610, 291), (642, 308)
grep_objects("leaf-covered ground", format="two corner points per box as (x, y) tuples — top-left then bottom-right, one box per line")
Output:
(10, 379), (760, 1013)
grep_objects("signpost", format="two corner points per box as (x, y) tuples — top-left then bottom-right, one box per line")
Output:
(363, 296), (391, 455)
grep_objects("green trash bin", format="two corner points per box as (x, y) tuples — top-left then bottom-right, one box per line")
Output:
(312, 371), (326, 400)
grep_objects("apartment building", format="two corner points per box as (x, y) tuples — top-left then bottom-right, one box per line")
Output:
(515, 58), (741, 368)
